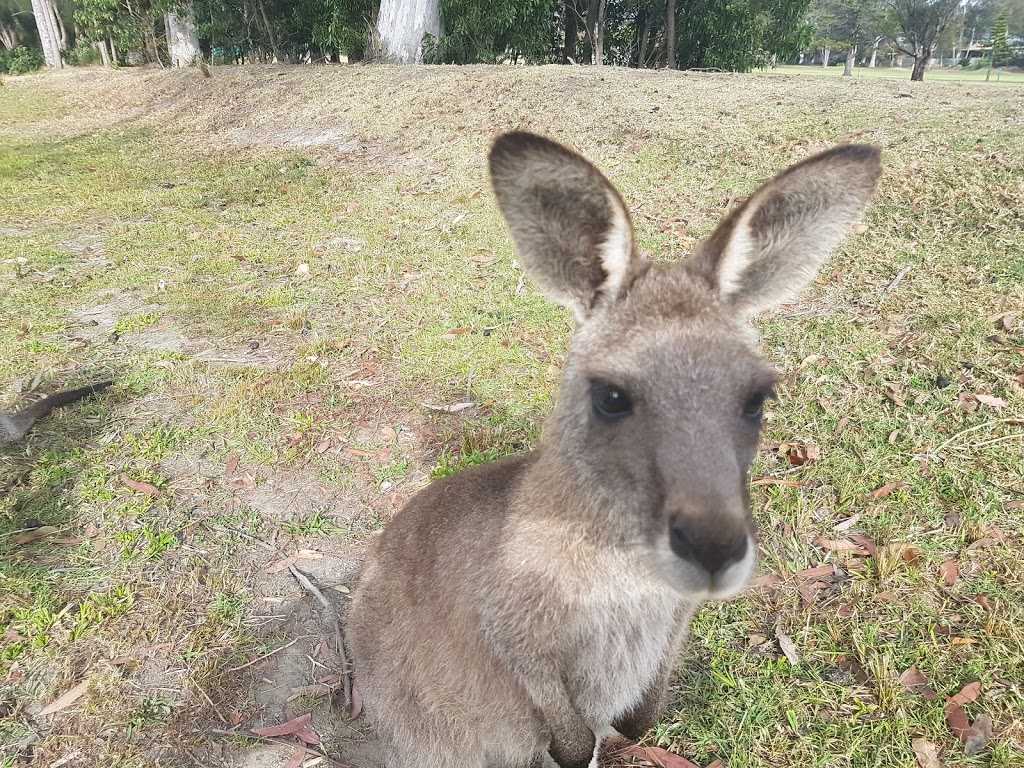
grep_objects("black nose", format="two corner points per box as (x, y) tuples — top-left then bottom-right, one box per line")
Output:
(669, 524), (748, 575)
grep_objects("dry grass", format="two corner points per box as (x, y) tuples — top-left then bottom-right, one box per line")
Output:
(0, 63), (1022, 768)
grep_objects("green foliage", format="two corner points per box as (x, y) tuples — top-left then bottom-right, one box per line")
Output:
(424, 0), (557, 63)
(989, 11), (1012, 67)
(0, 46), (44, 75)
(66, 38), (103, 65)
(676, 0), (814, 71)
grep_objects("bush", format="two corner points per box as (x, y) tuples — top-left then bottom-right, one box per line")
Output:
(67, 39), (102, 66)
(1, 46), (46, 75)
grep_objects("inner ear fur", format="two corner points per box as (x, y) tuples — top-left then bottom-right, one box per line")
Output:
(687, 144), (883, 315)
(489, 132), (642, 321)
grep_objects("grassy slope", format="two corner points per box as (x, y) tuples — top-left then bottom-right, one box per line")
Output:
(0, 65), (1022, 768)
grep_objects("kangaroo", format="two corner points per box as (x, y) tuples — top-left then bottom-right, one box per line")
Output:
(347, 132), (882, 768)
(0, 381), (112, 445)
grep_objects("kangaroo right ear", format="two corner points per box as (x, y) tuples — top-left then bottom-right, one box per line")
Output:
(688, 144), (882, 316)
(489, 132), (642, 322)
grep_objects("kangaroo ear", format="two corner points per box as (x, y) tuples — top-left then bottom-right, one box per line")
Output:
(489, 132), (641, 322)
(688, 144), (882, 315)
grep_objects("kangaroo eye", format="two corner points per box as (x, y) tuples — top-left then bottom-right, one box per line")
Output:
(742, 389), (774, 420)
(591, 382), (633, 420)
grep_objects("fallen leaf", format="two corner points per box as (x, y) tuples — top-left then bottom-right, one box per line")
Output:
(121, 475), (160, 495)
(965, 713), (993, 756)
(750, 476), (804, 487)
(13, 525), (60, 545)
(911, 738), (943, 768)
(902, 546), (922, 566)
(605, 737), (701, 768)
(39, 678), (92, 716)
(846, 533), (877, 557)
(294, 726), (320, 745)
(852, 223), (870, 235)
(869, 481), (905, 498)
(973, 394), (1005, 408)
(284, 748), (305, 768)
(228, 712), (245, 726)
(834, 513), (861, 532)
(946, 700), (972, 740)
(799, 580), (830, 604)
(974, 595), (992, 613)
(951, 637), (977, 645)
(939, 560), (958, 587)
(899, 667), (938, 700)
(380, 426), (397, 441)
(949, 681), (981, 707)
(225, 456), (240, 477)
(776, 628), (800, 666)
(251, 712), (312, 738)
(811, 536), (869, 555)
(748, 572), (782, 589)
(264, 550), (323, 574)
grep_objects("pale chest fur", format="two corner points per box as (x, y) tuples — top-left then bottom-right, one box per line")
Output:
(501, 520), (688, 727)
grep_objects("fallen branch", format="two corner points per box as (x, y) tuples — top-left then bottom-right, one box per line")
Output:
(289, 565), (354, 717)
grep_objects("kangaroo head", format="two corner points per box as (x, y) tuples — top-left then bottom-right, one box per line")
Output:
(490, 132), (881, 600)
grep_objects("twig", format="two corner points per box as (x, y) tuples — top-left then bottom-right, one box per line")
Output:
(192, 680), (228, 725)
(288, 565), (353, 716)
(208, 524), (277, 551)
(931, 418), (1022, 457)
(226, 636), (301, 672)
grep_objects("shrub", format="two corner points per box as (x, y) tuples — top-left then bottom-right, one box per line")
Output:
(1, 46), (46, 75)
(67, 39), (102, 66)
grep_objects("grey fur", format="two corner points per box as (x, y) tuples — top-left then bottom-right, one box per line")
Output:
(0, 382), (113, 445)
(347, 133), (882, 768)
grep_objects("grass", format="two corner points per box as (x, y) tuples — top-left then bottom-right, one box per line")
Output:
(765, 62), (1024, 83)
(0, 64), (1021, 768)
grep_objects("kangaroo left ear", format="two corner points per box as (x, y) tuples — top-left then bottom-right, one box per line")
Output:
(489, 132), (644, 323)
(687, 144), (882, 316)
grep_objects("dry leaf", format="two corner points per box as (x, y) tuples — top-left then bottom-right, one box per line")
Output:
(899, 667), (938, 701)
(912, 738), (943, 768)
(846, 534), (877, 557)
(811, 536), (869, 555)
(869, 481), (905, 498)
(748, 572), (782, 589)
(422, 402), (475, 413)
(946, 700), (972, 740)
(949, 681), (981, 707)
(225, 456), (240, 477)
(939, 560), (958, 587)
(38, 679), (92, 716)
(965, 713), (993, 756)
(750, 476), (803, 487)
(973, 394), (1005, 408)
(294, 726), (321, 745)
(852, 223), (870, 235)
(974, 595), (992, 613)
(775, 628), (800, 666)
(834, 513), (861, 533)
(13, 526), (60, 545)
(284, 748), (306, 768)
(121, 475), (160, 495)
(251, 712), (312, 737)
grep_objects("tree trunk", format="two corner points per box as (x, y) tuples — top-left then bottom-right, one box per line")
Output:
(167, 2), (202, 67)
(821, 45), (830, 66)
(584, 0), (597, 63)
(910, 50), (929, 81)
(374, 0), (443, 64)
(97, 39), (110, 66)
(843, 45), (855, 76)
(638, 12), (651, 68)
(0, 22), (19, 50)
(29, 0), (63, 68)
(563, 0), (577, 63)
(256, 0), (282, 62)
(51, 2), (67, 49)
(869, 36), (880, 67)
(594, 0), (606, 66)
(666, 0), (676, 69)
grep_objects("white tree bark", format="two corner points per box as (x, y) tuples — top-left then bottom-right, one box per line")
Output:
(97, 39), (111, 67)
(30, 0), (62, 68)
(375, 0), (443, 64)
(167, 2), (202, 67)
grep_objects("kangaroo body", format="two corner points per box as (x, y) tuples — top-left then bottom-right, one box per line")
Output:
(347, 133), (882, 768)
(0, 382), (112, 445)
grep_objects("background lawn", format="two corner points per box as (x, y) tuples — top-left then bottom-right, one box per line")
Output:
(0, 64), (1022, 768)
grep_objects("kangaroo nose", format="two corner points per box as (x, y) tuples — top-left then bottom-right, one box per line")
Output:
(669, 523), (748, 575)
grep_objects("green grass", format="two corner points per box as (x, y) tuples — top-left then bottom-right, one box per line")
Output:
(765, 62), (1024, 83)
(0, 65), (1021, 768)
